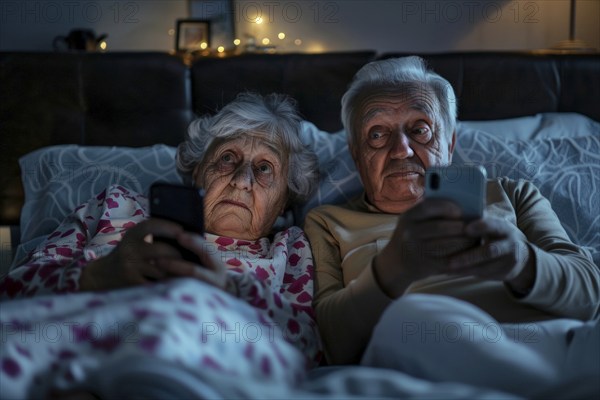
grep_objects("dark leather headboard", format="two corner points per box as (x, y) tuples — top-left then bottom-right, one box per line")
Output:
(1, 51), (598, 226)
(0, 52), (193, 148)
(191, 52), (376, 132)
(380, 52), (600, 122)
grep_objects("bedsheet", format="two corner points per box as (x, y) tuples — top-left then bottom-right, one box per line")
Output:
(0, 278), (309, 399)
(79, 358), (524, 399)
(3, 287), (598, 400)
(1, 277), (527, 400)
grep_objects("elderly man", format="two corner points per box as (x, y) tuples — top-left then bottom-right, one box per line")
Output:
(304, 56), (600, 371)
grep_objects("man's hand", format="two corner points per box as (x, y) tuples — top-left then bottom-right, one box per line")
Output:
(373, 199), (476, 298)
(372, 199), (535, 298)
(448, 217), (535, 295)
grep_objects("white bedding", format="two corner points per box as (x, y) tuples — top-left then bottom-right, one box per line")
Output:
(81, 359), (524, 399)
(1, 277), (532, 399)
(0, 279), (309, 399)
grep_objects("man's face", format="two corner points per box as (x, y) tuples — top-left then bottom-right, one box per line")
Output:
(351, 91), (456, 214)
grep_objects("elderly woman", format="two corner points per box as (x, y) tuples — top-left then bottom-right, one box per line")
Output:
(0, 93), (321, 398)
(304, 56), (599, 396)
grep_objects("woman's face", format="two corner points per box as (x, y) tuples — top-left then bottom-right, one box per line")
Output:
(194, 135), (288, 240)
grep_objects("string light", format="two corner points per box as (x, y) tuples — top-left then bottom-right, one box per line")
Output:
(278, 32), (285, 40)
(200, 42), (208, 50)
(217, 46), (225, 53)
(233, 38), (241, 46)
(262, 38), (270, 45)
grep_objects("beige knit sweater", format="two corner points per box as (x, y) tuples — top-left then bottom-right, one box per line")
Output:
(305, 178), (599, 364)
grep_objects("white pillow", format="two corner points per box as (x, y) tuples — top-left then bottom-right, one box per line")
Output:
(458, 112), (599, 141)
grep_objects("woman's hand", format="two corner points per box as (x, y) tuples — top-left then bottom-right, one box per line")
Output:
(165, 232), (229, 290)
(80, 219), (183, 290)
(80, 218), (227, 291)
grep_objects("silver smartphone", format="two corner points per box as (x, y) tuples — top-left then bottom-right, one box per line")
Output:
(425, 165), (487, 220)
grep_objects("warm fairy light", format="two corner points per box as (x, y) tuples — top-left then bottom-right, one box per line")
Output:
(278, 32), (285, 40)
(262, 38), (270, 45)
(255, 16), (263, 24)
(168, 29), (175, 36)
(99, 41), (107, 50)
(200, 42), (208, 50)
(217, 46), (225, 53)
(233, 38), (241, 46)
(294, 39), (302, 46)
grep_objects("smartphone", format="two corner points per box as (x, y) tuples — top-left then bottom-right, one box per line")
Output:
(425, 165), (487, 220)
(149, 182), (205, 263)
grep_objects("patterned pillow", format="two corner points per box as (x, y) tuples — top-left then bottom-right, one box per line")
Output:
(19, 145), (182, 244)
(297, 120), (600, 267)
(454, 129), (600, 266)
(18, 127), (361, 243)
(16, 125), (363, 263)
(15, 117), (600, 269)
(296, 122), (362, 225)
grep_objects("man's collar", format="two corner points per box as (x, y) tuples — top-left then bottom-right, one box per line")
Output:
(360, 192), (383, 213)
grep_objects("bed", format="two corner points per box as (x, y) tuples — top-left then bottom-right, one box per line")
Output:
(0, 51), (599, 398)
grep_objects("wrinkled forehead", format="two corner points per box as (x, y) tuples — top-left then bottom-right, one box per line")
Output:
(354, 84), (439, 126)
(211, 132), (285, 161)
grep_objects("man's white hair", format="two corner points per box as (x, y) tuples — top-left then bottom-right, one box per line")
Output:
(341, 56), (457, 148)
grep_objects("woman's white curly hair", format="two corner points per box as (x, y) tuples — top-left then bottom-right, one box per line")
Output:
(176, 92), (319, 206)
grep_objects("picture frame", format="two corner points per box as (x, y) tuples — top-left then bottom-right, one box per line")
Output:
(175, 19), (211, 52)
(189, 0), (235, 51)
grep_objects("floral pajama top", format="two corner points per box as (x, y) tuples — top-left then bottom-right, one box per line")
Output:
(0, 185), (322, 398)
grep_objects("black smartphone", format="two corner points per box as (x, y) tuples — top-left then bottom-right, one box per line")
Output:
(149, 182), (205, 263)
(425, 165), (487, 221)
